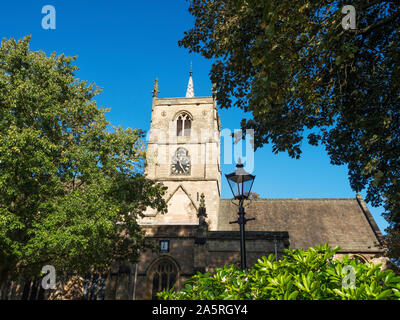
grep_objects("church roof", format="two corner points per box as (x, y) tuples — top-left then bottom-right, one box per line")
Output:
(218, 195), (384, 253)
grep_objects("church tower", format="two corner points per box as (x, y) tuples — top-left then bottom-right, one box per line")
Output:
(140, 69), (221, 230)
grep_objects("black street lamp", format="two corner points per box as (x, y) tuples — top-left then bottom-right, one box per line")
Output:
(225, 161), (256, 270)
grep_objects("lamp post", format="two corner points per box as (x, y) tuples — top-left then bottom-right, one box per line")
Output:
(225, 161), (256, 270)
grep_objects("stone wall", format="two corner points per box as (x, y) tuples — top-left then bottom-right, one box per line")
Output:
(104, 225), (290, 300)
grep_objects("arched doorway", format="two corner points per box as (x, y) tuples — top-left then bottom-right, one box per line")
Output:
(149, 259), (178, 300)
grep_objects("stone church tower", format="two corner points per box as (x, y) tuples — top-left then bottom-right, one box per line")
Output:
(140, 69), (221, 230)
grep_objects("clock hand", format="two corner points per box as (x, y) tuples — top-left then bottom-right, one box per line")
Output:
(177, 159), (185, 172)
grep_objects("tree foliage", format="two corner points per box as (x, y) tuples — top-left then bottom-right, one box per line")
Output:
(384, 228), (400, 268)
(180, 0), (400, 234)
(0, 36), (167, 283)
(159, 244), (400, 300)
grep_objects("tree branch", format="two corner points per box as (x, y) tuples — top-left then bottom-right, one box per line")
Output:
(359, 11), (400, 35)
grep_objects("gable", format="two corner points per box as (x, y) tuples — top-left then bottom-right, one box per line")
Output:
(163, 185), (198, 224)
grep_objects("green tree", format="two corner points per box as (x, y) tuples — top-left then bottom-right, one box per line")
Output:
(384, 228), (400, 268)
(179, 0), (400, 258)
(158, 244), (400, 300)
(0, 36), (167, 285)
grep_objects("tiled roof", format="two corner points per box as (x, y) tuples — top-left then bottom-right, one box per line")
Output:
(218, 195), (384, 253)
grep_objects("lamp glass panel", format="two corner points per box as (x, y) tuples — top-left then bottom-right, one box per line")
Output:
(242, 178), (254, 198)
(227, 178), (239, 198)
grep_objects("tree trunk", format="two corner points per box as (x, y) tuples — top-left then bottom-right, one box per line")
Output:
(0, 265), (11, 299)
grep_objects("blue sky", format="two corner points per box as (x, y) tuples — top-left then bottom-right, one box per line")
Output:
(0, 0), (389, 233)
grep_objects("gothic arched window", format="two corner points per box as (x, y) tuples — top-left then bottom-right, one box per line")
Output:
(151, 260), (177, 300)
(82, 273), (107, 300)
(176, 112), (191, 137)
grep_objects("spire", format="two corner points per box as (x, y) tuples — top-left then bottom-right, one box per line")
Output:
(197, 193), (207, 228)
(185, 63), (194, 98)
(199, 193), (206, 210)
(152, 78), (159, 98)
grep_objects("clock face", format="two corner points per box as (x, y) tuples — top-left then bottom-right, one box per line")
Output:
(171, 148), (191, 175)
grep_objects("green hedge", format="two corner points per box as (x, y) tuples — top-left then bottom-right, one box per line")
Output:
(158, 244), (400, 300)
